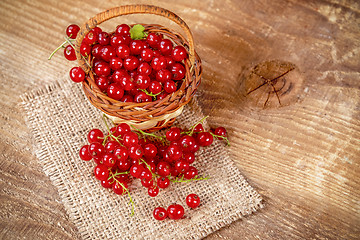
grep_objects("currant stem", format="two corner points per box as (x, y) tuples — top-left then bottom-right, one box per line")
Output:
(183, 116), (209, 136)
(130, 124), (165, 141)
(171, 175), (210, 183)
(108, 170), (135, 216)
(209, 131), (230, 146)
(48, 39), (68, 60)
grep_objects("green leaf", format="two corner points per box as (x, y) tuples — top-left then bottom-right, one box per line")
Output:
(130, 24), (146, 40)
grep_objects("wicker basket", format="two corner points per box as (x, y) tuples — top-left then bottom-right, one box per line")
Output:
(74, 5), (202, 131)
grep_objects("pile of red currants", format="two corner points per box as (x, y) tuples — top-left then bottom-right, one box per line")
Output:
(54, 23), (189, 103)
(79, 116), (228, 218)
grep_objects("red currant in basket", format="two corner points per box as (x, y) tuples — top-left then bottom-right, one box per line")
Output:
(156, 69), (172, 83)
(116, 24), (130, 36)
(164, 80), (177, 94)
(124, 56), (140, 71)
(94, 61), (111, 77)
(64, 45), (76, 61)
(66, 24), (80, 39)
(107, 83), (124, 100)
(146, 33), (161, 48)
(69, 67), (85, 83)
(94, 164), (109, 181)
(79, 145), (92, 161)
(186, 194), (200, 208)
(170, 63), (186, 80)
(134, 91), (152, 103)
(167, 204), (184, 220)
(148, 81), (162, 95)
(87, 129), (104, 143)
(151, 56), (167, 71)
(153, 207), (168, 220)
(171, 46), (188, 62)
(158, 39), (173, 56)
(95, 76), (110, 91)
(98, 31), (110, 45)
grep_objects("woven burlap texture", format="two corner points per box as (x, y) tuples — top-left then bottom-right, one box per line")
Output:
(21, 78), (263, 240)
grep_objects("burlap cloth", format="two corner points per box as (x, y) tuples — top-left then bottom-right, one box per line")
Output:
(21, 78), (263, 240)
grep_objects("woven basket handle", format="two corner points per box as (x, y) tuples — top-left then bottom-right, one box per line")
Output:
(75, 5), (195, 73)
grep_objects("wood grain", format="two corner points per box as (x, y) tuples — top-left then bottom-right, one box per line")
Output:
(0, 0), (359, 239)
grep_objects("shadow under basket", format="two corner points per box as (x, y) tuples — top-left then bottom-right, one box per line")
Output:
(74, 5), (202, 132)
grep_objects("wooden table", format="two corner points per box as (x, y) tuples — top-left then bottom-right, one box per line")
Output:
(1, 0), (359, 239)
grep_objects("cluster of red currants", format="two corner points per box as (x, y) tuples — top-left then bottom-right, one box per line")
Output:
(153, 194), (200, 221)
(60, 23), (188, 103)
(79, 116), (228, 217)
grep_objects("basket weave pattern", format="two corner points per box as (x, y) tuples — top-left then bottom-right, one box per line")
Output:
(74, 5), (202, 131)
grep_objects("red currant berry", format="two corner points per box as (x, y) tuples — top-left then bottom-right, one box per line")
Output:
(104, 141), (120, 154)
(87, 129), (104, 143)
(116, 24), (130, 36)
(94, 61), (111, 77)
(90, 27), (102, 37)
(170, 63), (186, 80)
(130, 40), (145, 55)
(193, 124), (205, 133)
(186, 194), (200, 208)
(183, 152), (195, 164)
(98, 31), (110, 45)
(134, 91), (152, 103)
(214, 127), (227, 139)
(79, 145), (92, 161)
(88, 142), (105, 158)
(122, 132), (139, 147)
(171, 46), (188, 62)
(141, 178), (154, 188)
(95, 76), (110, 92)
(130, 164), (144, 178)
(137, 62), (152, 75)
(100, 178), (113, 188)
(112, 181), (128, 195)
(66, 24), (80, 39)
(114, 146), (129, 161)
(91, 44), (103, 58)
(69, 67), (85, 83)
(184, 166), (198, 179)
(124, 56), (140, 71)
(146, 33), (161, 48)
(196, 132), (214, 147)
(115, 123), (131, 137)
(94, 164), (109, 181)
(164, 80), (177, 93)
(128, 144), (143, 160)
(166, 127), (181, 141)
(166, 145), (182, 162)
(109, 57), (123, 70)
(179, 135), (196, 152)
(151, 56), (167, 71)
(153, 207), (167, 220)
(148, 81), (162, 95)
(107, 83), (124, 100)
(140, 168), (153, 181)
(141, 48), (154, 62)
(167, 204), (184, 220)
(157, 92), (168, 100)
(64, 45), (76, 61)
(156, 69), (172, 83)
(100, 45), (116, 62)
(158, 39), (173, 56)
(157, 161), (171, 177)
(121, 95), (134, 102)
(135, 74), (150, 89)
(80, 43), (91, 57)
(143, 143), (158, 159)
(116, 44), (131, 59)
(148, 186), (159, 197)
(157, 177), (170, 189)
(174, 159), (189, 173)
(102, 154), (116, 167)
(83, 31), (98, 45)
